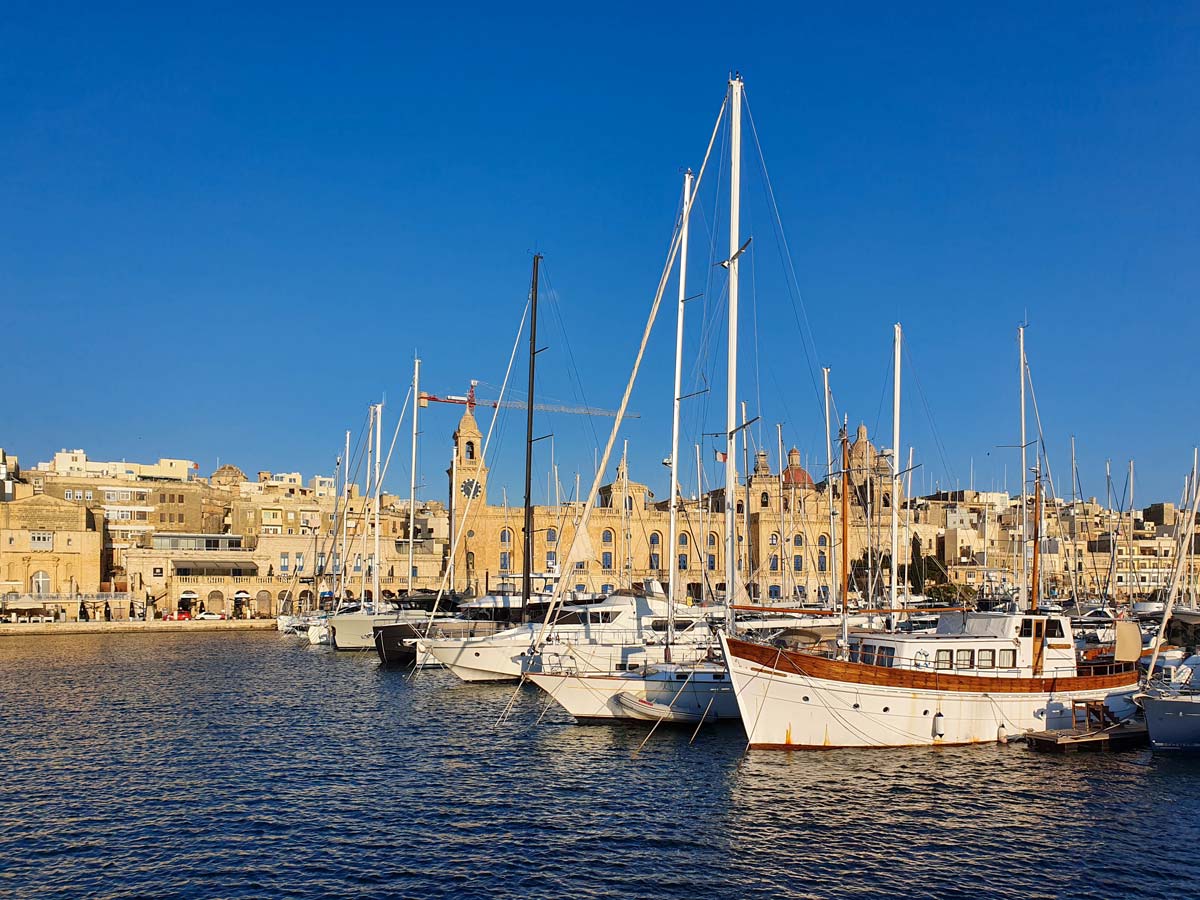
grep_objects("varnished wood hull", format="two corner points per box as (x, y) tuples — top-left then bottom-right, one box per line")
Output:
(721, 634), (1141, 749)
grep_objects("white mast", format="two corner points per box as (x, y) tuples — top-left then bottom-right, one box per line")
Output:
(741, 400), (751, 596)
(408, 357), (420, 594)
(372, 401), (382, 608)
(360, 404), (373, 603)
(696, 443), (704, 602)
(1019, 325), (1028, 608)
(724, 73), (743, 625)
(666, 169), (691, 652)
(823, 367), (836, 605)
(338, 428), (350, 601)
(890, 322), (901, 609)
(777, 423), (786, 601)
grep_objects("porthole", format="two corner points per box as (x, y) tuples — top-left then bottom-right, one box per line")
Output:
(474, 651), (480, 657)
(802, 696), (809, 702)
(883, 706), (890, 713)
(923, 709), (930, 716)
(852, 703), (860, 709)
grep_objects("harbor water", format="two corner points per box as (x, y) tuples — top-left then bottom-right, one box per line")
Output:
(2, 632), (1197, 900)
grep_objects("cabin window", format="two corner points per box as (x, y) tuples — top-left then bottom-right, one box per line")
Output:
(860, 645), (876, 666)
(935, 649), (953, 670)
(875, 646), (896, 668)
(955, 649), (974, 669)
(978, 649), (996, 669)
(1019, 618), (1034, 638)
(849, 646), (860, 663)
(999, 649), (1017, 668)
(1046, 619), (1065, 638)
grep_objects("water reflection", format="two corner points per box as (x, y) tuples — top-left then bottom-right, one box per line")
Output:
(0, 633), (1197, 900)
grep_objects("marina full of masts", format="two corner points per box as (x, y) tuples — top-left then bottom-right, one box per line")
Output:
(5, 76), (1200, 751)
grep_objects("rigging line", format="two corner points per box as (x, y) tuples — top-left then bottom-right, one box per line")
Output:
(539, 259), (602, 454)
(375, 385), (413, 495)
(413, 292), (531, 648)
(901, 337), (956, 489)
(1022, 359), (1070, 554)
(744, 93), (825, 418)
(532, 90), (728, 650)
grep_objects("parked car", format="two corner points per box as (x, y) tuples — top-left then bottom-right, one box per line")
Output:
(165, 611), (192, 621)
(195, 611), (225, 620)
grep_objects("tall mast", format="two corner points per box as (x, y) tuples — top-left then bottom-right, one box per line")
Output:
(840, 423), (851, 650)
(1069, 434), (1077, 603)
(339, 429), (350, 601)
(1128, 459), (1135, 603)
(696, 443), (704, 603)
(1031, 470), (1042, 612)
(724, 73), (743, 626)
(372, 401), (382, 608)
(824, 367), (836, 605)
(360, 405), (373, 603)
(777, 423), (786, 601)
(1019, 325), (1028, 608)
(741, 400), (751, 599)
(904, 446), (914, 600)
(666, 169), (692, 656)
(890, 322), (901, 609)
(522, 254), (541, 609)
(408, 356), (421, 594)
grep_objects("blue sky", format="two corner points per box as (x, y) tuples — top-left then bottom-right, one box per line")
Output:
(3, 4), (1198, 508)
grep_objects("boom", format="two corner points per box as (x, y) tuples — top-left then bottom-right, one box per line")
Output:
(419, 381), (636, 418)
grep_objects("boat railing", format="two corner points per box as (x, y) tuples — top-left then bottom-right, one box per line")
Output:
(790, 642), (1101, 679)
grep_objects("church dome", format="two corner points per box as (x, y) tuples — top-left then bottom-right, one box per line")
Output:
(782, 447), (814, 487)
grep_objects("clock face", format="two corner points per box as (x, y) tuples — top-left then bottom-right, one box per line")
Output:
(460, 479), (482, 499)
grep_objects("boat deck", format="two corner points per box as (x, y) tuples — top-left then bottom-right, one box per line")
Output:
(1026, 699), (1148, 752)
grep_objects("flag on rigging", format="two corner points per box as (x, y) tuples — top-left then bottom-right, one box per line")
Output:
(714, 450), (728, 463)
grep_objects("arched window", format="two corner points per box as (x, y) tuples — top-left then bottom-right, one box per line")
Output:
(466, 551), (475, 569)
(500, 529), (511, 545)
(602, 529), (613, 544)
(708, 532), (718, 547)
(678, 533), (688, 547)
(794, 534), (804, 547)
(649, 533), (661, 546)
(768, 584), (782, 599)
(818, 534), (828, 547)
(624, 496), (633, 511)
(760, 491), (770, 508)
(769, 533), (779, 547)
(465, 441), (475, 460)
(31, 571), (50, 594)
(546, 528), (557, 543)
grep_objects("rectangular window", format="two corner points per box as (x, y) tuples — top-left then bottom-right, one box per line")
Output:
(295, 553), (304, 572)
(119, 491), (131, 501)
(105, 491), (118, 501)
(353, 555), (362, 572)
(160, 493), (166, 503)
(64, 490), (74, 500)
(955, 649), (974, 669)
(978, 649), (996, 669)
(859, 645), (876, 666)
(769, 555), (778, 572)
(168, 513), (175, 523)
(30, 531), (53, 550)
(707, 554), (716, 571)
(574, 561), (585, 570)
(649, 553), (660, 570)
(875, 646), (896, 668)
(601, 551), (613, 570)
(280, 553), (290, 572)
(159, 513), (165, 523)
(793, 555), (803, 572)
(546, 550), (557, 569)
(85, 490), (92, 501)
(935, 649), (952, 670)
(317, 552), (326, 573)
(998, 649), (1017, 668)
(500, 551), (511, 571)
(678, 553), (688, 571)
(178, 514), (185, 525)
(136, 511), (147, 521)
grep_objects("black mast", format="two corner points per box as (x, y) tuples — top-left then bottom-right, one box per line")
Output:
(522, 254), (542, 612)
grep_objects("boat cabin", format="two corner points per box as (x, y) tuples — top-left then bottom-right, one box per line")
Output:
(847, 611), (1080, 679)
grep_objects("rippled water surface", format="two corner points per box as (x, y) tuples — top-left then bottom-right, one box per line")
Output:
(1, 632), (1197, 899)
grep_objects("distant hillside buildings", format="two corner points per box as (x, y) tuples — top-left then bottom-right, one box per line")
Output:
(1, 415), (1196, 620)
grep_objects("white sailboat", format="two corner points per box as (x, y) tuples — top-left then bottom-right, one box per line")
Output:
(529, 77), (748, 723)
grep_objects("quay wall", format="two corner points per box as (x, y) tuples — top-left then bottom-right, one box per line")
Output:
(0, 619), (278, 637)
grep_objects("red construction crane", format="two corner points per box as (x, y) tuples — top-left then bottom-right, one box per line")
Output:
(418, 380), (637, 418)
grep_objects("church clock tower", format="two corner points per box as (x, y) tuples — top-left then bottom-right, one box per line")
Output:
(447, 407), (489, 511)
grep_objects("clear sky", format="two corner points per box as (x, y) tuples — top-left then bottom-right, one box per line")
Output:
(4, 4), (1198, 509)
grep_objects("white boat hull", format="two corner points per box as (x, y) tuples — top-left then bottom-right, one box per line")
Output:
(529, 668), (740, 722)
(720, 633), (1139, 748)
